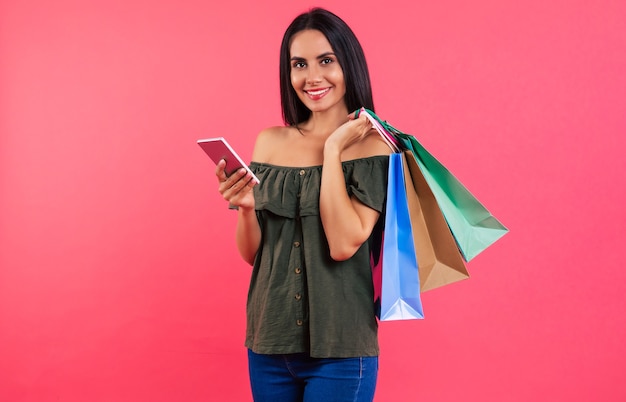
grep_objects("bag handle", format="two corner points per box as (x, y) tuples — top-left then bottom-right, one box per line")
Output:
(356, 108), (404, 136)
(356, 108), (401, 153)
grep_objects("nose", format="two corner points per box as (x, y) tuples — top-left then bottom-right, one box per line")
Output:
(306, 64), (322, 85)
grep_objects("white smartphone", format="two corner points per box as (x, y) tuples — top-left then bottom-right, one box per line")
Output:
(197, 137), (260, 184)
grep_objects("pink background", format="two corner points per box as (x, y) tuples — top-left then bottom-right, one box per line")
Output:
(1, 0), (625, 401)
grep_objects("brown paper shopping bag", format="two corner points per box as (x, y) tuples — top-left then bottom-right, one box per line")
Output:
(402, 151), (470, 291)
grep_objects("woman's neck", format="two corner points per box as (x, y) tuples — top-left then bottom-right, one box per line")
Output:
(299, 105), (350, 137)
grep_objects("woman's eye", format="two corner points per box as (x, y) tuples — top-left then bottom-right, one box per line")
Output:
(293, 61), (306, 69)
(321, 58), (333, 65)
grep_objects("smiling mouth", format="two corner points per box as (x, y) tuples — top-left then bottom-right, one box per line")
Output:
(305, 88), (330, 97)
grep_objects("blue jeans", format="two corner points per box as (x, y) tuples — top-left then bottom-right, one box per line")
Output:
(248, 349), (378, 402)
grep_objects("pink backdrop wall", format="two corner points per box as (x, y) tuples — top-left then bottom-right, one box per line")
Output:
(1, 0), (625, 401)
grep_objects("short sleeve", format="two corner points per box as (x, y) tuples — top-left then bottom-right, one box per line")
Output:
(345, 156), (389, 213)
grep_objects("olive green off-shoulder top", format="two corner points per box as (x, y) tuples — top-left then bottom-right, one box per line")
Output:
(245, 155), (389, 358)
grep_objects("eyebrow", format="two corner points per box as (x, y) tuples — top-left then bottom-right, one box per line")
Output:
(290, 52), (336, 61)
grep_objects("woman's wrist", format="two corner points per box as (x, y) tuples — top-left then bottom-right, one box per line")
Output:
(323, 137), (344, 159)
(237, 204), (256, 214)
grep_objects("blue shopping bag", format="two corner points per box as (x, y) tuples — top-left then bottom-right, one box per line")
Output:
(379, 153), (424, 321)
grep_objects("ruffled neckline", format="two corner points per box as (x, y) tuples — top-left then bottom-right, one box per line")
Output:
(250, 154), (390, 170)
(251, 155), (389, 219)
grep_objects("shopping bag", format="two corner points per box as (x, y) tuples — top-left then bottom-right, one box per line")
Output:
(399, 134), (508, 261)
(379, 153), (424, 321)
(402, 151), (469, 291)
(358, 108), (508, 262)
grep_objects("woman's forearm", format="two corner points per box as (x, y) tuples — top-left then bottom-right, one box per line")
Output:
(236, 207), (261, 265)
(319, 148), (375, 261)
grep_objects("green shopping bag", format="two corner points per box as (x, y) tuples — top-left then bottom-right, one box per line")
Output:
(358, 108), (508, 261)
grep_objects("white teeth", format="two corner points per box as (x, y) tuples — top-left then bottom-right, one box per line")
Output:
(307, 88), (329, 96)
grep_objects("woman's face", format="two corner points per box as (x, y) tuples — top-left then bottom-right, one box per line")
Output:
(289, 29), (347, 115)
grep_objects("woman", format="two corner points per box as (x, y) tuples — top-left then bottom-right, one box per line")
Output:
(215, 8), (392, 402)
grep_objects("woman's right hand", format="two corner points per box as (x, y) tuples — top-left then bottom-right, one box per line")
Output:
(215, 159), (257, 210)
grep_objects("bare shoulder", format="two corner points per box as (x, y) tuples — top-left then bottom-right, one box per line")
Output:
(251, 126), (293, 163)
(345, 129), (394, 161)
(365, 130), (395, 155)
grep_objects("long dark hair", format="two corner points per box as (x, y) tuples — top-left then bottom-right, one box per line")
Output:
(279, 8), (375, 126)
